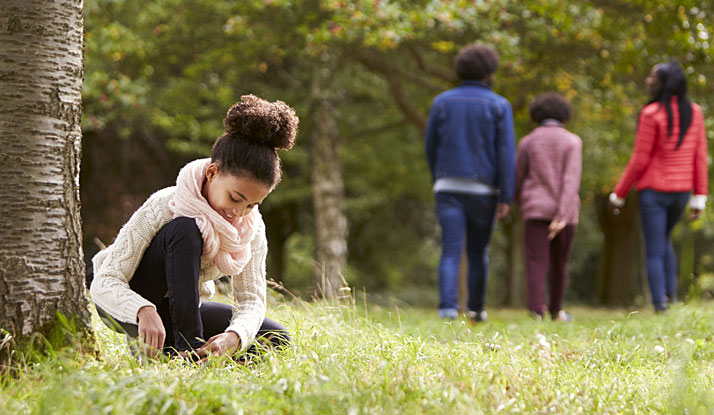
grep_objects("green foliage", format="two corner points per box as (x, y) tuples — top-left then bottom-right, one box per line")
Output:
(83, 0), (714, 299)
(0, 313), (94, 371)
(2, 302), (714, 413)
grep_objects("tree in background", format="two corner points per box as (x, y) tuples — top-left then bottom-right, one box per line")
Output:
(82, 0), (714, 306)
(0, 0), (90, 347)
(312, 0), (714, 306)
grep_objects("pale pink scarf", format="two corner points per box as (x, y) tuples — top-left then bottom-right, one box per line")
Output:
(169, 158), (258, 275)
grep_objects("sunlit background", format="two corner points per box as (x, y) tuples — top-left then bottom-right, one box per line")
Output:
(81, 0), (714, 308)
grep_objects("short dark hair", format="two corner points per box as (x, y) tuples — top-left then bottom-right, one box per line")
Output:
(529, 93), (572, 123)
(454, 44), (499, 81)
(211, 94), (298, 188)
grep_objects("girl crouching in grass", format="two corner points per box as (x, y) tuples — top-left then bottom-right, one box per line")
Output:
(90, 94), (296, 360)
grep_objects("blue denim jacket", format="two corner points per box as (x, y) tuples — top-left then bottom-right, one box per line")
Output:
(424, 81), (516, 204)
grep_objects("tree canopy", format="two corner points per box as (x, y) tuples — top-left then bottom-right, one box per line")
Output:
(82, 0), (714, 303)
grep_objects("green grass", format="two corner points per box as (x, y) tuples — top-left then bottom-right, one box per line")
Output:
(1, 299), (714, 414)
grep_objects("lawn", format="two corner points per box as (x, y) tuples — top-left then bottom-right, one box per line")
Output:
(1, 297), (713, 414)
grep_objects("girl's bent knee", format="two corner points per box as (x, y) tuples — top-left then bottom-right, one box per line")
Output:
(167, 216), (201, 235)
(162, 217), (203, 252)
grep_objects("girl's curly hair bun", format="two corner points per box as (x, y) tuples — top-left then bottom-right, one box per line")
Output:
(223, 94), (298, 150)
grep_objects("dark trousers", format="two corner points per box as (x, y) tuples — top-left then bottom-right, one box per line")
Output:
(436, 192), (498, 313)
(638, 189), (690, 311)
(524, 219), (576, 317)
(97, 217), (289, 353)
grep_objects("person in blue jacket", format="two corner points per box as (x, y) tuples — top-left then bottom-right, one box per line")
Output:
(424, 43), (516, 323)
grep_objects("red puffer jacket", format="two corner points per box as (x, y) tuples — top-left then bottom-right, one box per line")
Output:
(614, 98), (708, 198)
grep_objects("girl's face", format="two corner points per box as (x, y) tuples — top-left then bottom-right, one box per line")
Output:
(646, 65), (662, 96)
(201, 163), (271, 222)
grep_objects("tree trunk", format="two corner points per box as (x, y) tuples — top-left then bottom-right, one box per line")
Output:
(595, 193), (644, 305)
(0, 0), (90, 340)
(263, 201), (298, 283)
(309, 62), (349, 299)
(504, 216), (525, 306)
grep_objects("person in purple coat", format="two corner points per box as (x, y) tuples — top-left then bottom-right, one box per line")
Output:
(515, 93), (582, 322)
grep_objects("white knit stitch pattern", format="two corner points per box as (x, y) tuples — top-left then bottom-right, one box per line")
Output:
(169, 158), (259, 276)
(90, 187), (267, 350)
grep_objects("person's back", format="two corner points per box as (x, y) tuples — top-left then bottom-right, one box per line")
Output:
(424, 43), (515, 322)
(615, 98), (706, 196)
(610, 61), (708, 313)
(426, 82), (513, 189)
(515, 93), (581, 322)
(517, 124), (582, 224)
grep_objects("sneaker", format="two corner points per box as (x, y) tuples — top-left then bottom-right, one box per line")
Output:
(438, 308), (459, 320)
(467, 310), (488, 323)
(552, 310), (572, 323)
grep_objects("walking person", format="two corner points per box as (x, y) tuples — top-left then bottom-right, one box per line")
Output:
(515, 93), (582, 322)
(90, 94), (296, 360)
(424, 44), (516, 322)
(609, 61), (708, 313)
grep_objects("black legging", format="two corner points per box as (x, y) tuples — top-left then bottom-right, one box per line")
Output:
(96, 217), (290, 353)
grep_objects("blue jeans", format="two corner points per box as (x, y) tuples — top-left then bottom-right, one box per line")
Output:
(436, 192), (497, 313)
(638, 189), (690, 311)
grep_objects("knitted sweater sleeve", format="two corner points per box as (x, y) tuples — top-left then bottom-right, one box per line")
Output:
(555, 137), (583, 222)
(225, 219), (268, 351)
(89, 189), (174, 324)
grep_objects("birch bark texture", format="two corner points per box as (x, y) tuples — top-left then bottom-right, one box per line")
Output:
(310, 62), (349, 299)
(0, 0), (90, 336)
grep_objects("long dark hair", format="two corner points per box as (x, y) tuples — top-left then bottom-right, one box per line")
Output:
(645, 61), (692, 148)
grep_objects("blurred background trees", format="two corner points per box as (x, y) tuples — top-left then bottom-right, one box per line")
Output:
(82, 0), (714, 307)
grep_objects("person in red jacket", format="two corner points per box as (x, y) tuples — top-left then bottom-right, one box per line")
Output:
(609, 61), (708, 312)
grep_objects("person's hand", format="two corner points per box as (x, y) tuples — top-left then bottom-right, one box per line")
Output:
(608, 193), (624, 215)
(137, 306), (165, 357)
(690, 208), (703, 221)
(191, 331), (241, 362)
(548, 220), (567, 240)
(607, 200), (622, 216)
(496, 203), (510, 221)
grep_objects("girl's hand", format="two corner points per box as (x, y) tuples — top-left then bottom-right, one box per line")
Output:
(496, 203), (510, 221)
(608, 193), (624, 215)
(194, 332), (241, 361)
(547, 220), (566, 240)
(690, 208), (703, 221)
(137, 306), (165, 357)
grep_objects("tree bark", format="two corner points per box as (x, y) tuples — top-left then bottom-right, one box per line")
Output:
(0, 0), (90, 338)
(263, 201), (298, 283)
(309, 59), (349, 299)
(595, 193), (644, 305)
(504, 216), (525, 306)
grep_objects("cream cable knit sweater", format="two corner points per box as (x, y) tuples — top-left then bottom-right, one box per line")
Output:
(90, 187), (267, 350)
